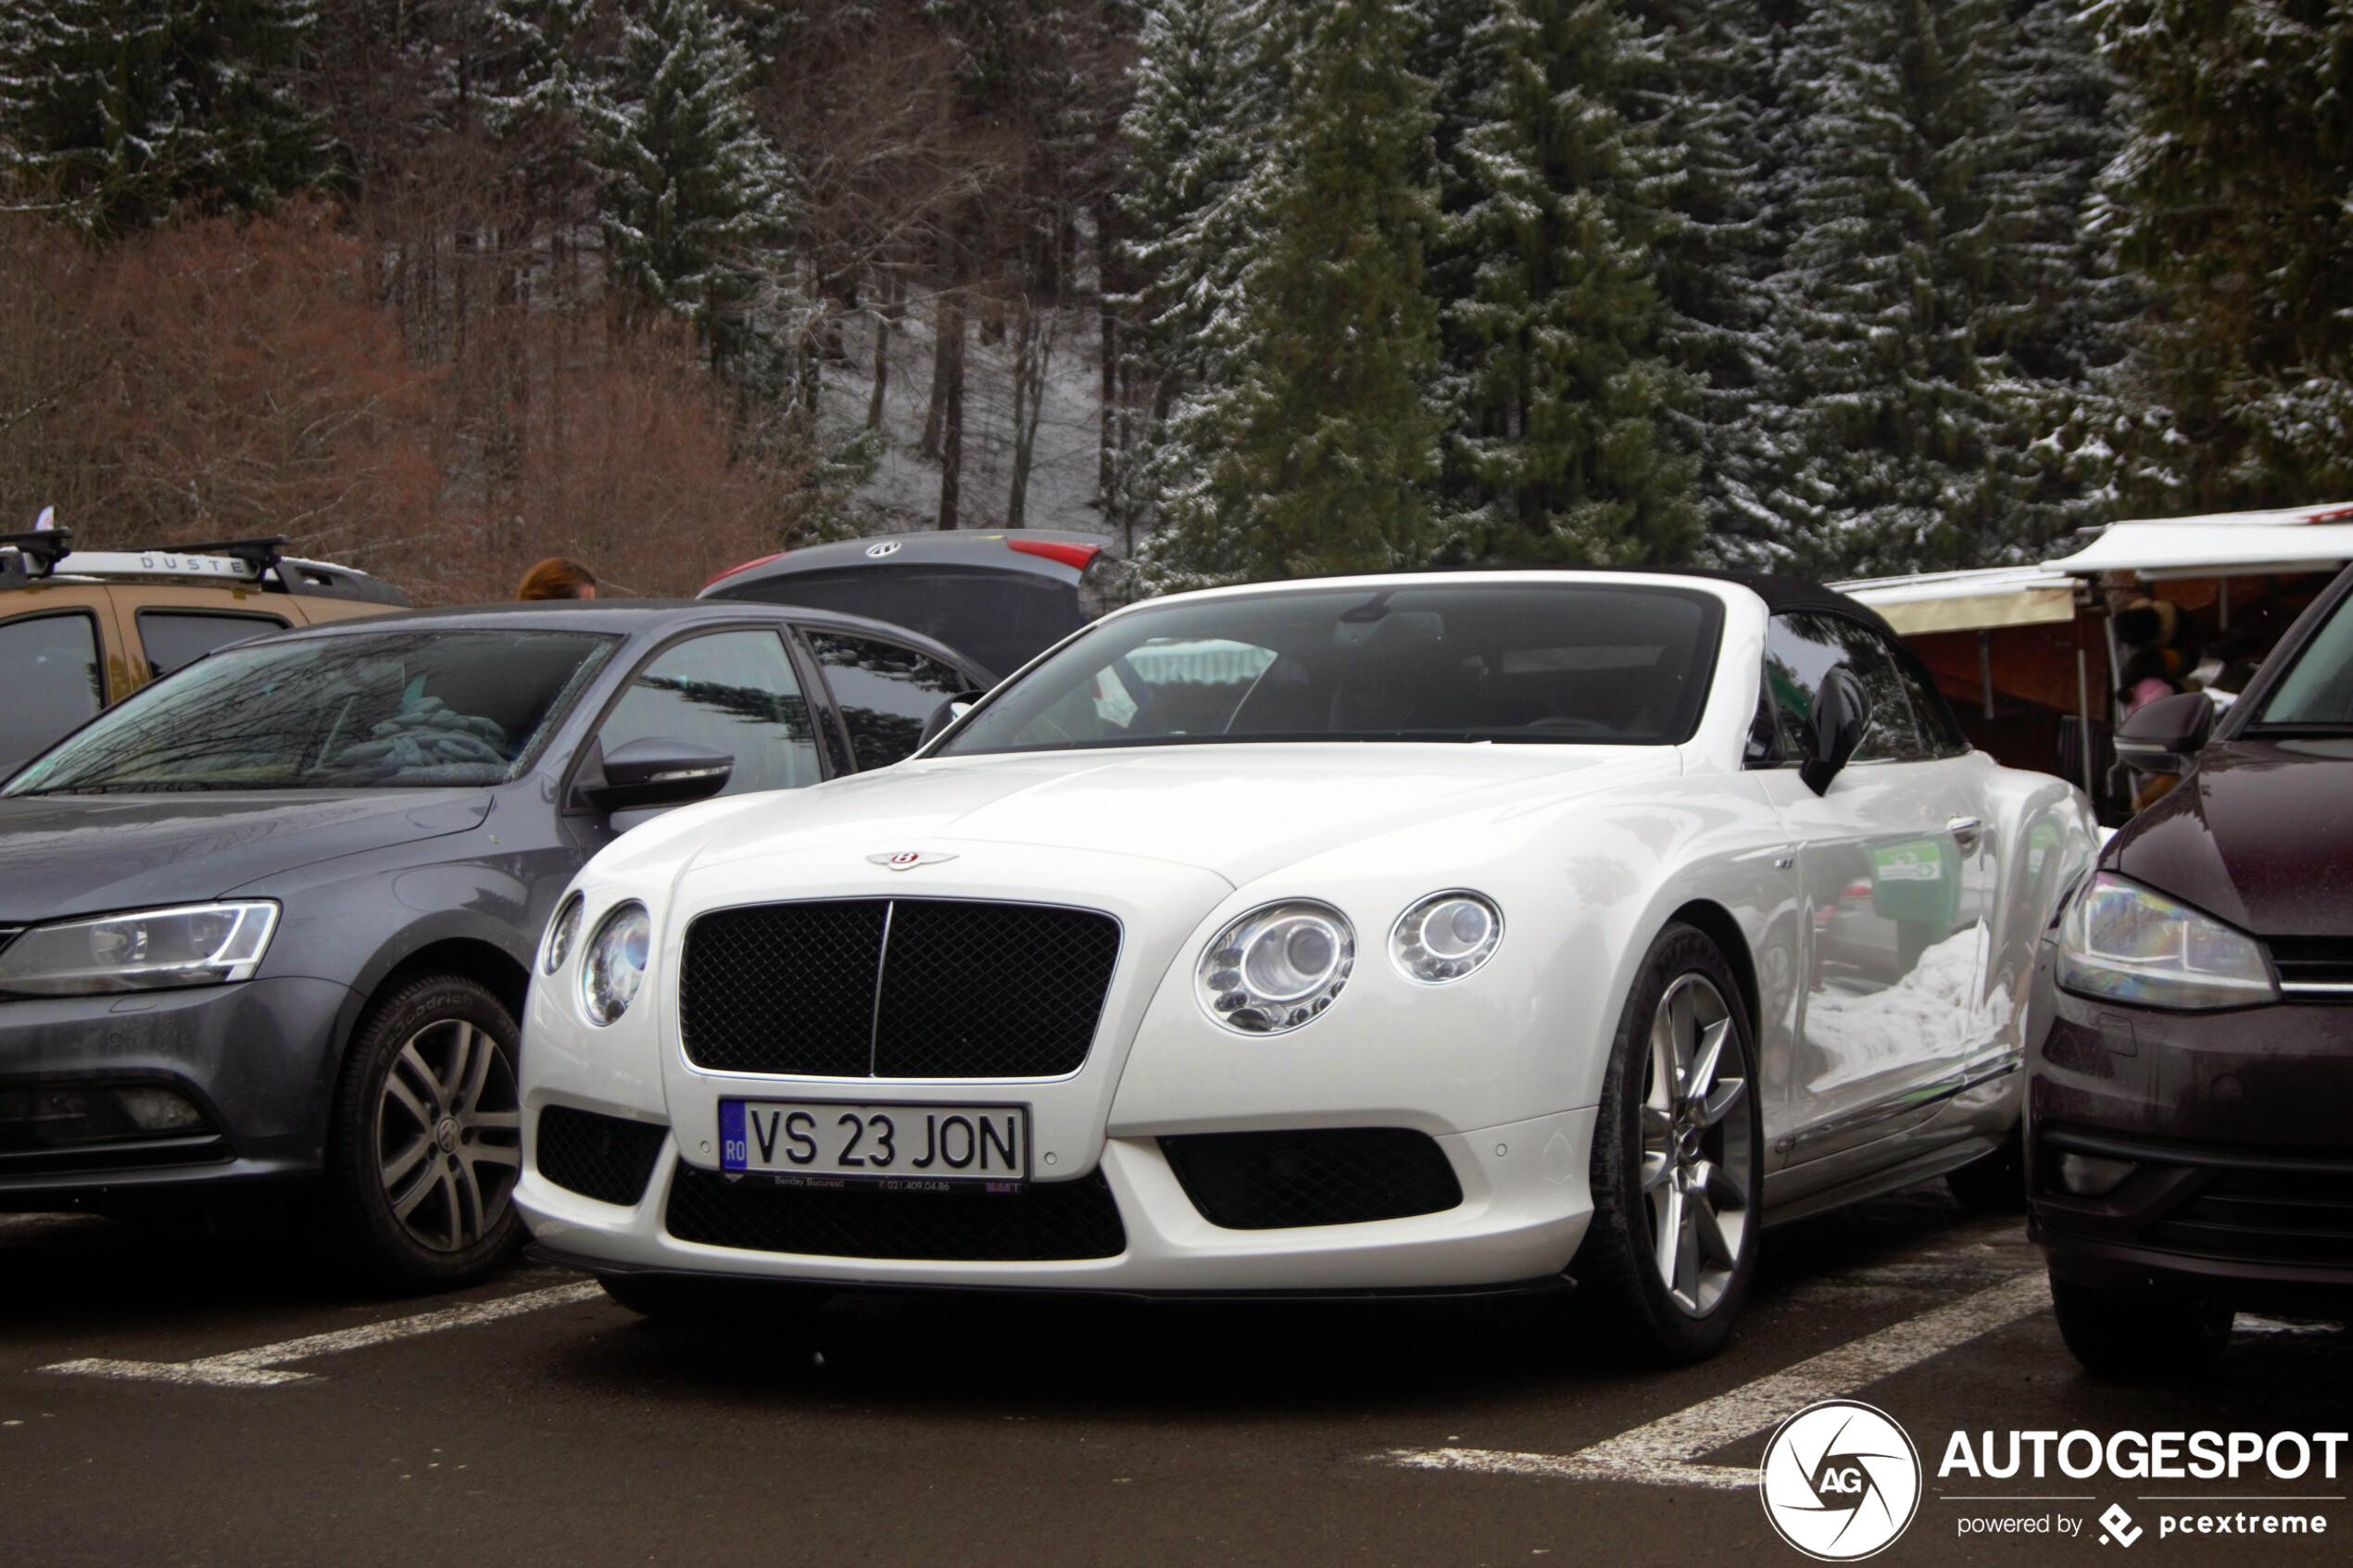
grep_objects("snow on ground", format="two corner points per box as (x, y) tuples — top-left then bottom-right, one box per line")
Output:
(816, 298), (1126, 559)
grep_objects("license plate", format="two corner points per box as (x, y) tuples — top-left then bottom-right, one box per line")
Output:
(718, 1099), (1030, 1185)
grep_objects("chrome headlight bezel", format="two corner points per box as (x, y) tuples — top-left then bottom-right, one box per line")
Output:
(1389, 890), (1504, 985)
(581, 901), (651, 1026)
(2054, 872), (2278, 1011)
(542, 892), (585, 975)
(1196, 899), (1355, 1035)
(0, 901), (281, 996)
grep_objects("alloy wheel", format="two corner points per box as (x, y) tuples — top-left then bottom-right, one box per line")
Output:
(374, 1018), (522, 1252)
(1639, 972), (1755, 1317)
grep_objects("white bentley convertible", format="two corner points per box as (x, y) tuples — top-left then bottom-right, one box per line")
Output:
(516, 571), (2093, 1361)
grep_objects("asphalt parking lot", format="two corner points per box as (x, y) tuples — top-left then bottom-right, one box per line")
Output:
(3, 1185), (2346, 1567)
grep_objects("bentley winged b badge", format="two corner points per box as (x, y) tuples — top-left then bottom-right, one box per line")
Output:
(868, 849), (959, 872)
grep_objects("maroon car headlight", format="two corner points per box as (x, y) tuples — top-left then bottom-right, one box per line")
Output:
(2055, 873), (2277, 1010)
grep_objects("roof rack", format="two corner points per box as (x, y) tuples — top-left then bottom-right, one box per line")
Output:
(1, 528), (409, 607)
(0, 528), (76, 581)
(166, 534), (289, 574)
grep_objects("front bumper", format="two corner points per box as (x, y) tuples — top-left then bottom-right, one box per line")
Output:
(2026, 981), (2353, 1304)
(0, 976), (357, 1206)
(515, 1108), (1595, 1294)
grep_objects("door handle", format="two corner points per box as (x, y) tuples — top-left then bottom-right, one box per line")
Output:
(1946, 815), (1984, 848)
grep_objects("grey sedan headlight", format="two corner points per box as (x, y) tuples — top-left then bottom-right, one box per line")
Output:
(1197, 900), (1353, 1034)
(0, 901), (280, 996)
(2055, 872), (2277, 1010)
(582, 902), (651, 1025)
(1390, 891), (1503, 984)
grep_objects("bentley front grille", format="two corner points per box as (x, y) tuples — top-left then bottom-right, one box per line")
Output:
(678, 898), (1122, 1079)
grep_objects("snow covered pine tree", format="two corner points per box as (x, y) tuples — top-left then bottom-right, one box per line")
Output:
(1771, 0), (2117, 577)
(580, 0), (795, 387)
(1149, 0), (1442, 583)
(1422, 0), (1698, 567)
(0, 0), (330, 235)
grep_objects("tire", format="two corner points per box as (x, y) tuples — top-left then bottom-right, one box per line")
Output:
(598, 1273), (827, 1330)
(1945, 1127), (2028, 1214)
(324, 973), (526, 1292)
(1574, 922), (1765, 1365)
(2050, 1273), (2233, 1379)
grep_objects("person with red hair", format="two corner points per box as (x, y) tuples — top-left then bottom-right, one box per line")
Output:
(517, 558), (598, 600)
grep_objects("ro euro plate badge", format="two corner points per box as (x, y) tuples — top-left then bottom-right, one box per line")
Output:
(718, 1099), (1029, 1190)
(869, 849), (959, 872)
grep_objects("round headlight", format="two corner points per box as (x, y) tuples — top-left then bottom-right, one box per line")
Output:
(1390, 891), (1503, 984)
(582, 902), (651, 1025)
(542, 894), (585, 975)
(1197, 900), (1354, 1034)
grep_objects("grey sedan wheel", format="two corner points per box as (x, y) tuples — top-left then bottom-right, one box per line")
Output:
(328, 974), (526, 1290)
(375, 1014), (521, 1253)
(1575, 922), (1764, 1364)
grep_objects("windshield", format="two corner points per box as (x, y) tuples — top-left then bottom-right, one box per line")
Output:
(937, 583), (1722, 755)
(2253, 587), (2353, 728)
(719, 566), (1077, 681)
(6, 629), (617, 794)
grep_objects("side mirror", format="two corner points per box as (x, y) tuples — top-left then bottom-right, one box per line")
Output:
(1799, 665), (1869, 796)
(2113, 689), (2214, 777)
(915, 690), (986, 750)
(580, 737), (733, 812)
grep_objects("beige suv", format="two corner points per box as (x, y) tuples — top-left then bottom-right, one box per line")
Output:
(0, 532), (406, 775)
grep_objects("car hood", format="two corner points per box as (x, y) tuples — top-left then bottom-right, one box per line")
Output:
(0, 791), (494, 922)
(686, 743), (1682, 887)
(2108, 739), (2353, 936)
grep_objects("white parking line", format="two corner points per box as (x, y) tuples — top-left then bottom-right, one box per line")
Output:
(42, 1280), (607, 1389)
(1388, 1269), (2051, 1490)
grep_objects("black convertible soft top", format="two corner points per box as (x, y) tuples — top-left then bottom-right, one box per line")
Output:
(1392, 564), (1903, 638)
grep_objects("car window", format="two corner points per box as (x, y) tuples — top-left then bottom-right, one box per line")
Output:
(725, 568), (1076, 683)
(595, 630), (822, 795)
(804, 631), (970, 770)
(5, 629), (615, 793)
(136, 609), (289, 679)
(2254, 586), (2353, 724)
(938, 583), (1723, 755)
(0, 612), (106, 777)
(1763, 612), (1931, 763)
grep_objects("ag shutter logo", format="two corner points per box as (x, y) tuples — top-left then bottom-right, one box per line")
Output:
(1760, 1399), (1923, 1561)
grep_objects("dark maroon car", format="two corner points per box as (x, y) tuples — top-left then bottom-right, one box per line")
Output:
(2026, 561), (2353, 1375)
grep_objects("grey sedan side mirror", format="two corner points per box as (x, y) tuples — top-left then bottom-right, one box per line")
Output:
(580, 737), (733, 813)
(2113, 689), (2214, 777)
(915, 690), (986, 750)
(1799, 665), (1869, 796)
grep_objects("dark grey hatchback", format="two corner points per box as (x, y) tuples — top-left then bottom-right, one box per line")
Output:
(0, 599), (988, 1286)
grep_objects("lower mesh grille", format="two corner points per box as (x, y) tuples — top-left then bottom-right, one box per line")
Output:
(664, 1163), (1126, 1261)
(2145, 1165), (2353, 1268)
(536, 1106), (667, 1206)
(1159, 1128), (1464, 1230)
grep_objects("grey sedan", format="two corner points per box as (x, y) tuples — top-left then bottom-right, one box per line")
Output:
(0, 599), (988, 1287)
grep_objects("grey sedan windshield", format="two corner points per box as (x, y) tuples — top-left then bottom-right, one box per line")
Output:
(6, 630), (617, 793)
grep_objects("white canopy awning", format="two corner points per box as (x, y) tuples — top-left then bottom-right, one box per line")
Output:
(2045, 515), (2353, 580)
